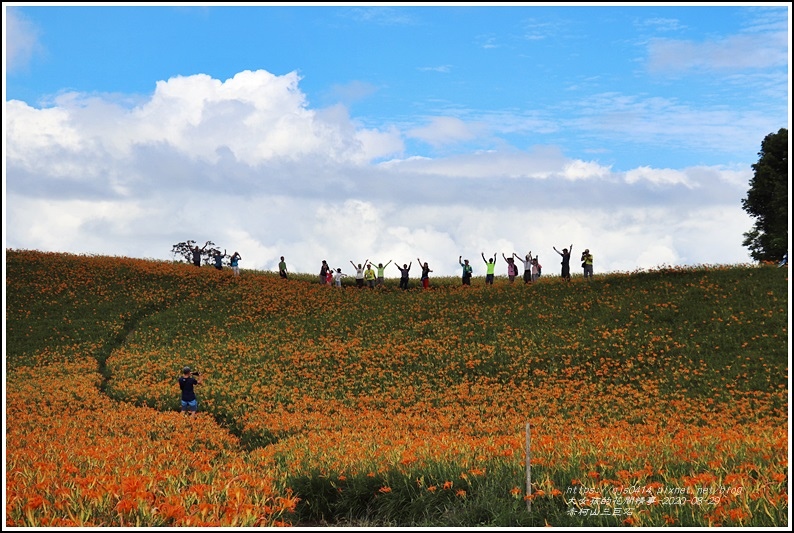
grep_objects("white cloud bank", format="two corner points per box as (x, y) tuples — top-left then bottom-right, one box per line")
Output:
(5, 69), (756, 277)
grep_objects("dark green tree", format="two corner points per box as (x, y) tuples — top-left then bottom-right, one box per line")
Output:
(741, 128), (788, 262)
(171, 240), (223, 266)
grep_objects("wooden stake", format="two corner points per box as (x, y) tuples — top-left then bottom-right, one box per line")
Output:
(525, 421), (532, 512)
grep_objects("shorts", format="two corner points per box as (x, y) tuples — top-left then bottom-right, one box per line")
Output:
(181, 399), (198, 412)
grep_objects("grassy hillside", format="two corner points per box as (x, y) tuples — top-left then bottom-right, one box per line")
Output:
(5, 249), (789, 527)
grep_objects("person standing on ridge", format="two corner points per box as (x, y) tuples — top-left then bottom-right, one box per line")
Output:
(320, 260), (330, 284)
(459, 256), (473, 286)
(279, 256), (289, 279)
(350, 259), (368, 288)
(514, 252), (533, 284)
(229, 251), (242, 277)
(213, 249), (226, 271)
(333, 268), (347, 288)
(417, 257), (433, 289)
(553, 244), (573, 281)
(581, 249), (593, 280)
(532, 256), (542, 282)
(364, 263), (377, 288)
(395, 261), (411, 290)
(502, 253), (518, 283)
(191, 241), (208, 267)
(375, 261), (392, 287)
(482, 252), (497, 285)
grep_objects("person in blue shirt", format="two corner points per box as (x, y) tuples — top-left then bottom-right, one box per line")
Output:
(213, 249), (226, 270)
(230, 251), (242, 276)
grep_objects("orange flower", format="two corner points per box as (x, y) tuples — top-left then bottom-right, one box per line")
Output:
(442, 481), (453, 490)
(115, 498), (137, 514)
(276, 489), (301, 512)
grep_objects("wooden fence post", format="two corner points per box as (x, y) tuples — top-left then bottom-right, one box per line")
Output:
(525, 421), (531, 512)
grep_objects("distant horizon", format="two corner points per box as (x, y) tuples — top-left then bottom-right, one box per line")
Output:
(6, 246), (769, 280)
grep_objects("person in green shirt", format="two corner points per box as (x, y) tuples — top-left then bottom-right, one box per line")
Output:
(482, 252), (497, 285)
(375, 261), (392, 287)
(278, 256), (288, 279)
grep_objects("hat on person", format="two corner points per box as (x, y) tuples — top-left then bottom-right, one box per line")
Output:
(182, 366), (191, 374)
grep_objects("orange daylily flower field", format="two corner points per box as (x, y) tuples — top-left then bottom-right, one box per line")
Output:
(5, 249), (789, 527)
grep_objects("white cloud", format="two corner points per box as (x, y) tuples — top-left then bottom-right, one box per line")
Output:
(407, 116), (481, 147)
(624, 166), (694, 188)
(4, 68), (759, 278)
(647, 32), (789, 73)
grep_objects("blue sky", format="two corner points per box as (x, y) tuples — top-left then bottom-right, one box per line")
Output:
(3, 3), (791, 277)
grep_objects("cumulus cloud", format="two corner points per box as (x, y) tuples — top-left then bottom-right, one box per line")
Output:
(5, 69), (757, 277)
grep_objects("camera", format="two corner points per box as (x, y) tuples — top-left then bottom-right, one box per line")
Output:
(191, 371), (200, 376)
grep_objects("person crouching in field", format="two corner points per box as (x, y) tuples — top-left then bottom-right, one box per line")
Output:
(178, 366), (202, 416)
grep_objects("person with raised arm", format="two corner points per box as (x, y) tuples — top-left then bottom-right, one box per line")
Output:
(417, 257), (433, 289)
(459, 256), (473, 286)
(482, 252), (497, 285)
(350, 259), (369, 288)
(513, 252), (533, 284)
(395, 261), (412, 290)
(553, 244), (573, 281)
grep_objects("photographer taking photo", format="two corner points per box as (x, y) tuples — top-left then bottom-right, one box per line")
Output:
(178, 366), (202, 416)
(581, 249), (594, 280)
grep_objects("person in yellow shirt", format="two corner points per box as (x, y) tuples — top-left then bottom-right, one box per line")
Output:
(581, 249), (593, 279)
(364, 263), (377, 288)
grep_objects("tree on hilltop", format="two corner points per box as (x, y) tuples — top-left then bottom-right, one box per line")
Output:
(171, 240), (224, 266)
(741, 128), (788, 262)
